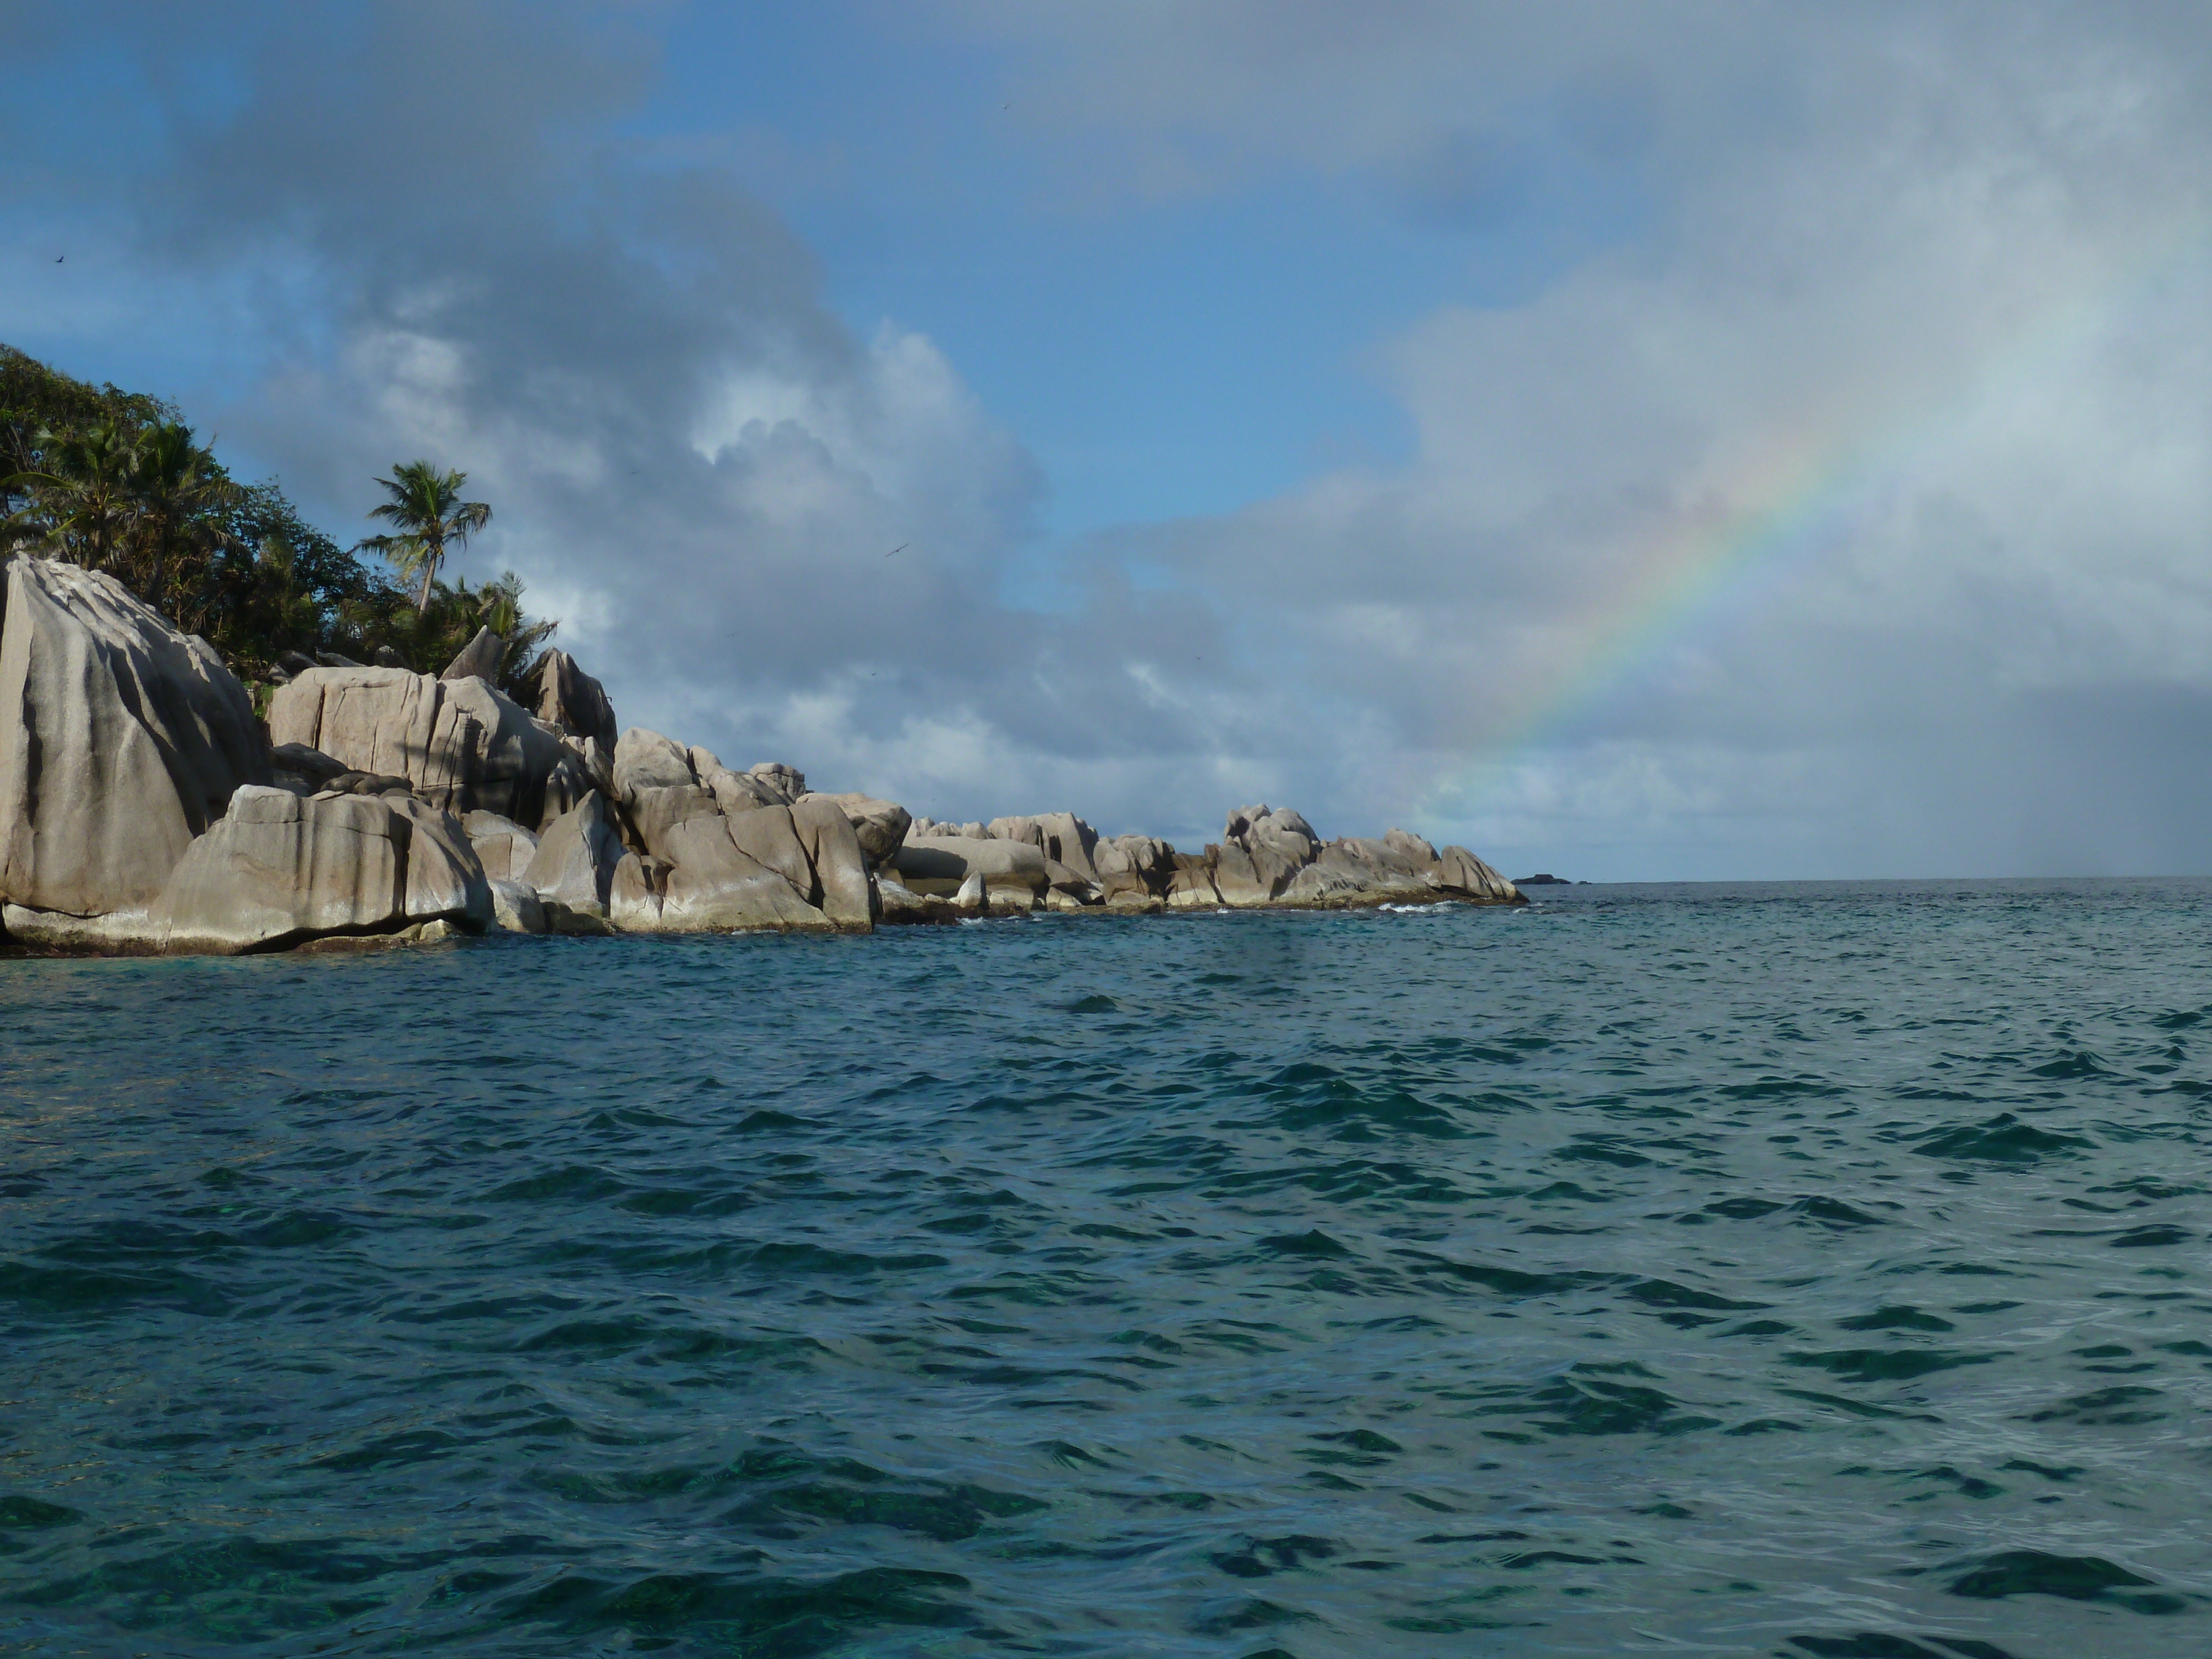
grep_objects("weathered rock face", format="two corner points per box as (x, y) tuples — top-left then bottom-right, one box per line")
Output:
(1164, 854), (1223, 909)
(891, 835), (1048, 901)
(523, 790), (624, 919)
(659, 816), (833, 932)
(612, 727), (696, 796)
(607, 851), (670, 932)
(986, 812), (1100, 884)
(488, 877), (548, 934)
(440, 627), (508, 684)
(697, 763), (785, 816)
(462, 810), (539, 883)
(390, 797), (497, 927)
(1281, 837), (1438, 906)
(806, 792), (912, 865)
(529, 650), (618, 752)
(1434, 845), (1519, 901)
(791, 795), (876, 928)
(0, 554), (270, 921)
(268, 667), (573, 830)
(560, 731), (867, 934)
(1213, 804), (1322, 906)
(748, 761), (805, 804)
(1246, 825), (1522, 907)
(1095, 834), (1174, 901)
(157, 785), (491, 955)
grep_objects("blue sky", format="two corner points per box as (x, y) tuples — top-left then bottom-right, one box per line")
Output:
(8, 2), (2212, 877)
(640, 3), (1650, 536)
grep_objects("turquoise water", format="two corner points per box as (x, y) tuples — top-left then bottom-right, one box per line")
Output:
(4, 880), (2211, 1657)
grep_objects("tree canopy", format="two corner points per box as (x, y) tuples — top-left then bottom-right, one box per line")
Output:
(0, 343), (556, 701)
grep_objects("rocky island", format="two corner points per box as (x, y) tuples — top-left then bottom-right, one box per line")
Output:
(0, 554), (1522, 955)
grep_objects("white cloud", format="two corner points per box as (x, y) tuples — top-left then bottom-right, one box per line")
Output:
(12, 2), (2212, 873)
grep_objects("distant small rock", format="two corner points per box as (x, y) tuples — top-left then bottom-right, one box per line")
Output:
(1515, 873), (1571, 885)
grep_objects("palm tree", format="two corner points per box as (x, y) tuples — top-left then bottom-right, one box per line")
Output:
(4, 419), (142, 570)
(127, 420), (239, 606)
(359, 461), (491, 614)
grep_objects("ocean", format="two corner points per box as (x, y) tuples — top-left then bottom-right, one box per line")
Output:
(4, 879), (2209, 1657)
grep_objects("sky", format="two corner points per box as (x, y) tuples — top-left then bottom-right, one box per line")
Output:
(6, 0), (2211, 879)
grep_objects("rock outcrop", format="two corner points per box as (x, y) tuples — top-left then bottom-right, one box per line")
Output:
(890, 834), (1049, 902)
(568, 729), (874, 934)
(0, 562), (1519, 952)
(807, 792), (912, 864)
(0, 555), (269, 926)
(987, 812), (1099, 884)
(269, 666), (587, 830)
(523, 790), (625, 922)
(440, 627), (508, 684)
(1211, 805), (1322, 905)
(462, 810), (539, 883)
(156, 785), (491, 955)
(529, 649), (619, 752)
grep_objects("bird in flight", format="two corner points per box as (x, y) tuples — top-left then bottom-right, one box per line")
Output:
(55, 255), (64, 263)
(886, 543), (907, 559)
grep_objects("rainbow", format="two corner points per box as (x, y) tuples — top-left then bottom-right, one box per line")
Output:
(1414, 212), (2212, 830)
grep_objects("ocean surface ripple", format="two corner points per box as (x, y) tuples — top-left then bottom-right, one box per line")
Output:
(4, 879), (2211, 1657)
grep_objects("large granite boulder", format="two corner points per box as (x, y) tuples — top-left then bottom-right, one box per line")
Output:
(462, 810), (539, 883)
(608, 728), (721, 859)
(748, 761), (805, 803)
(1094, 834), (1173, 901)
(791, 795), (876, 928)
(806, 792), (912, 864)
(488, 877), (548, 933)
(529, 649), (618, 751)
(658, 816), (833, 931)
(587, 735), (870, 934)
(719, 804), (815, 900)
(0, 554), (269, 924)
(1281, 836), (1439, 906)
(1212, 804), (1322, 905)
(440, 627), (507, 683)
(696, 760), (786, 816)
(1164, 852), (1223, 909)
(157, 785), (491, 955)
(523, 790), (625, 919)
(1435, 844), (1520, 901)
(269, 666), (574, 830)
(1376, 830), (1520, 901)
(1270, 828), (1524, 907)
(612, 727), (696, 795)
(891, 834), (1048, 902)
(986, 812), (1099, 883)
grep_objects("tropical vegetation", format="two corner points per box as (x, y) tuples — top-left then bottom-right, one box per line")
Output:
(0, 343), (556, 700)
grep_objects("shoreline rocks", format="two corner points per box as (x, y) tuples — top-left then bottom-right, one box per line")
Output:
(0, 551), (1525, 956)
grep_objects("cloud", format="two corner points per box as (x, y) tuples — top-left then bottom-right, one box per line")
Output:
(8, 1), (2212, 872)
(938, 1), (2212, 874)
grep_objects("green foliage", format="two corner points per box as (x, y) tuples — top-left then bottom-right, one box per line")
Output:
(1, 344), (556, 698)
(362, 460), (493, 614)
